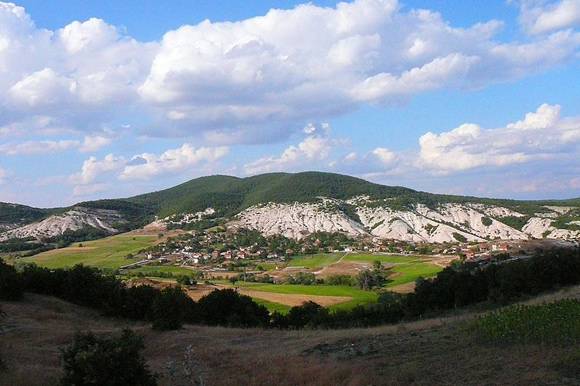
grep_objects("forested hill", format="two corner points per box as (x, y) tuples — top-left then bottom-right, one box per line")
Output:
(1, 171), (579, 243)
(0, 203), (50, 229)
(126, 172), (419, 218)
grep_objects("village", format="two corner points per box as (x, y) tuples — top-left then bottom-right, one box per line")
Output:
(118, 224), (562, 278)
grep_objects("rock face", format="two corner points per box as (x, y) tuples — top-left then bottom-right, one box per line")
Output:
(522, 217), (580, 240)
(230, 202), (367, 239)
(230, 198), (579, 242)
(0, 207), (124, 241)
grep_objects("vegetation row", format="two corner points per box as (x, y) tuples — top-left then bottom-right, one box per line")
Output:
(1, 248), (579, 331)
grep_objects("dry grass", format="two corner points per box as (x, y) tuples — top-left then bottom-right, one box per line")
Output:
(2, 287), (580, 386)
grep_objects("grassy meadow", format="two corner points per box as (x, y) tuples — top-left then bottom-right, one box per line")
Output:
(287, 253), (343, 269)
(343, 253), (443, 287)
(21, 234), (157, 269)
(225, 281), (379, 311)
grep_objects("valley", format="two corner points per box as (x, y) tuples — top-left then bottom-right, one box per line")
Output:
(2, 172), (578, 314)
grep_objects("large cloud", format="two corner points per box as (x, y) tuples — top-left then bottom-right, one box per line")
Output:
(243, 123), (339, 174)
(0, 1), (579, 144)
(0, 135), (112, 155)
(517, 0), (580, 35)
(418, 104), (580, 173)
(0, 3), (155, 135)
(70, 143), (229, 196)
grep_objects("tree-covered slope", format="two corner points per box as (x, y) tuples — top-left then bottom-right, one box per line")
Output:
(2, 171), (579, 242)
(125, 172), (419, 218)
(0, 203), (50, 229)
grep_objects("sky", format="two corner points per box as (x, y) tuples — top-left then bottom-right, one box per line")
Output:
(0, 0), (579, 208)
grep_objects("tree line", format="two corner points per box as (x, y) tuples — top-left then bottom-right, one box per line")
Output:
(1, 247), (579, 330)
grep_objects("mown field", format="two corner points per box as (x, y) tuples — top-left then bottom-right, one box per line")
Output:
(123, 265), (197, 277)
(288, 253), (344, 269)
(20, 234), (157, 269)
(342, 253), (443, 287)
(222, 281), (379, 311)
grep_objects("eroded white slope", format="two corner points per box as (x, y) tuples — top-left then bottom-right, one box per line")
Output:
(229, 199), (578, 243)
(231, 202), (367, 239)
(357, 205), (481, 242)
(523, 217), (580, 240)
(0, 207), (124, 241)
(418, 204), (528, 240)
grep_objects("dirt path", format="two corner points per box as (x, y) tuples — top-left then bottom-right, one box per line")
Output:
(313, 252), (351, 275)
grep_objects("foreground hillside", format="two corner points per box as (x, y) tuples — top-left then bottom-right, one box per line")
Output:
(2, 289), (580, 386)
(1, 172), (579, 243)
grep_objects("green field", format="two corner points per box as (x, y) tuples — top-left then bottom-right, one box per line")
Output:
(253, 298), (292, 314)
(123, 265), (197, 277)
(343, 253), (442, 287)
(227, 281), (378, 311)
(21, 234), (157, 269)
(288, 253), (343, 269)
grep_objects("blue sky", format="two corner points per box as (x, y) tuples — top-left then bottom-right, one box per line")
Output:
(0, 0), (579, 207)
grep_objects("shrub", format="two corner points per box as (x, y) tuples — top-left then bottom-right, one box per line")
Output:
(326, 274), (356, 286)
(279, 301), (329, 329)
(0, 305), (5, 371)
(60, 329), (157, 386)
(176, 275), (197, 286)
(481, 217), (493, 226)
(198, 289), (269, 327)
(0, 258), (24, 300)
(151, 287), (197, 330)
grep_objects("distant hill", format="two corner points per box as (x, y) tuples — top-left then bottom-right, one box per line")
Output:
(1, 171), (579, 243)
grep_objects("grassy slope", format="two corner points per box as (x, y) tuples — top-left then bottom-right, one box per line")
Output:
(3, 287), (580, 386)
(22, 234), (157, 269)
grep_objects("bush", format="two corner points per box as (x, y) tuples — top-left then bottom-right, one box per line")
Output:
(60, 329), (157, 386)
(151, 286), (197, 330)
(0, 259), (24, 300)
(275, 301), (329, 329)
(326, 274), (356, 286)
(176, 275), (197, 286)
(0, 305), (5, 371)
(198, 289), (269, 327)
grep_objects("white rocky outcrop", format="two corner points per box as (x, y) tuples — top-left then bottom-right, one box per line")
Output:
(0, 207), (124, 241)
(357, 205), (481, 243)
(228, 199), (578, 243)
(161, 208), (216, 225)
(523, 217), (580, 240)
(231, 202), (367, 239)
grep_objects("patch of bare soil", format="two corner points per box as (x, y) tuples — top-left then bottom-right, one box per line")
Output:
(389, 281), (416, 294)
(315, 261), (370, 277)
(2, 286), (580, 386)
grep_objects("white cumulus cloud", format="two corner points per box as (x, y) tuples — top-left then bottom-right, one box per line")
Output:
(244, 123), (338, 174)
(0, 1), (578, 144)
(119, 144), (229, 180)
(418, 104), (580, 173)
(518, 0), (580, 35)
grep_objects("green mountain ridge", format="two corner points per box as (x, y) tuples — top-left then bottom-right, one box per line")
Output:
(1, 171), (580, 232)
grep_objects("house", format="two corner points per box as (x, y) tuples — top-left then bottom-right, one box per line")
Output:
(492, 243), (509, 252)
